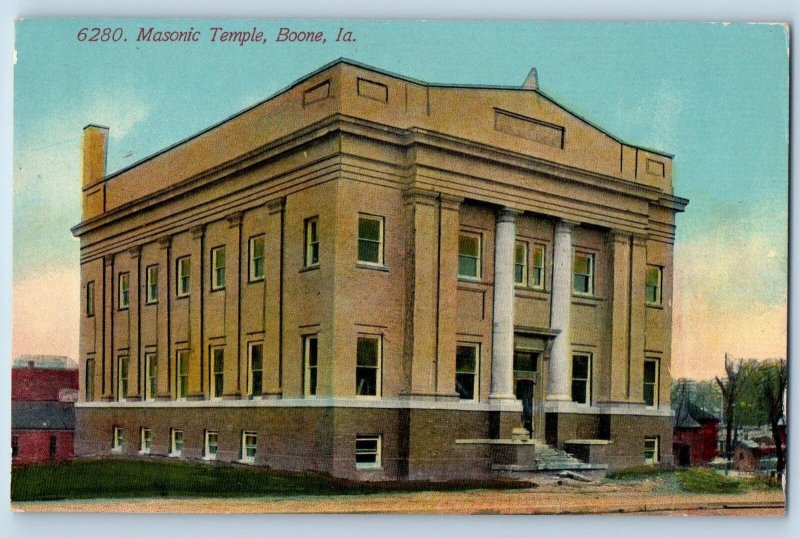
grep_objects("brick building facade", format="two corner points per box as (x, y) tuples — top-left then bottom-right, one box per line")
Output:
(72, 60), (687, 479)
(12, 357), (79, 465)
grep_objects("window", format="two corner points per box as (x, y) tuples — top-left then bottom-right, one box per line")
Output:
(11, 436), (18, 459)
(249, 236), (265, 281)
(355, 435), (382, 469)
(644, 437), (660, 464)
(357, 214), (384, 265)
(532, 244), (545, 289)
(118, 356), (129, 400)
(145, 352), (157, 401)
(644, 359), (660, 408)
(456, 344), (479, 400)
(112, 426), (124, 452)
(304, 217), (320, 267)
(86, 281), (95, 316)
(85, 358), (94, 401)
(646, 265), (663, 305)
(514, 241), (528, 285)
(49, 435), (57, 459)
(140, 428), (152, 454)
(170, 429), (184, 456)
(241, 431), (257, 464)
(146, 265), (158, 304)
(571, 354), (591, 405)
(118, 272), (130, 309)
(458, 233), (481, 279)
(176, 256), (191, 297)
(211, 348), (224, 398)
(204, 431), (219, 460)
(573, 252), (594, 295)
(304, 335), (318, 397)
(248, 343), (263, 397)
(356, 336), (381, 397)
(176, 350), (189, 399)
(513, 350), (538, 374)
(211, 246), (226, 290)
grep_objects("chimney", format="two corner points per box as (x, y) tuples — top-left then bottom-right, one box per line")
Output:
(82, 124), (109, 188)
(523, 67), (539, 90)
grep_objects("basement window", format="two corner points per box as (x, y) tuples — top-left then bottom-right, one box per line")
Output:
(241, 431), (257, 464)
(140, 428), (152, 454)
(170, 429), (184, 457)
(205, 430), (219, 460)
(644, 437), (660, 464)
(112, 426), (124, 453)
(355, 435), (382, 469)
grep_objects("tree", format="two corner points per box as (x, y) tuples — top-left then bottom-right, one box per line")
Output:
(716, 354), (743, 461)
(759, 359), (787, 474)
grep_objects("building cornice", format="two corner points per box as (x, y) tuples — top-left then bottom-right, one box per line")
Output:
(73, 114), (684, 241)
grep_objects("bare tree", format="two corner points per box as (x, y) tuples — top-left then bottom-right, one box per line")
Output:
(759, 359), (787, 474)
(716, 354), (743, 462)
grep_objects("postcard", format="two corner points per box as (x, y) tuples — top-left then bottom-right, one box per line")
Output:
(10, 19), (788, 515)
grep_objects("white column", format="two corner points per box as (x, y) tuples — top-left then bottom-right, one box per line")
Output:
(490, 207), (521, 401)
(548, 220), (575, 401)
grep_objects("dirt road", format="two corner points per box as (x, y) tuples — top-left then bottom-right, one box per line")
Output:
(12, 480), (785, 515)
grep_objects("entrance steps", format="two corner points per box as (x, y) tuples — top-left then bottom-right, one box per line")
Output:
(490, 439), (607, 475)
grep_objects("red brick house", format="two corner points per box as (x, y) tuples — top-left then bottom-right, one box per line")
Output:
(11, 356), (79, 464)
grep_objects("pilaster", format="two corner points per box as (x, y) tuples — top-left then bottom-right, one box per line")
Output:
(156, 235), (172, 399)
(264, 198), (285, 397)
(225, 212), (242, 398)
(188, 224), (205, 399)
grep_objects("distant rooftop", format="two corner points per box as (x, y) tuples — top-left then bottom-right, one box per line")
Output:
(13, 355), (78, 370)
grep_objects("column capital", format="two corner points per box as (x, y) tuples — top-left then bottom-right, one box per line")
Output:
(158, 235), (172, 250)
(103, 254), (114, 266)
(497, 206), (523, 223)
(607, 229), (631, 244)
(128, 245), (141, 258)
(190, 224), (205, 240)
(227, 211), (243, 228)
(439, 193), (464, 211)
(267, 197), (285, 215)
(402, 188), (438, 206)
(632, 233), (649, 247)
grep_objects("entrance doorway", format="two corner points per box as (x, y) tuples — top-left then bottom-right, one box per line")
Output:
(513, 350), (539, 437)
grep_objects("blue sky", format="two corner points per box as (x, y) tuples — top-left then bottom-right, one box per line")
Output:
(13, 20), (788, 378)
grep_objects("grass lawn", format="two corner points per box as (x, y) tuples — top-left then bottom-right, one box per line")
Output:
(11, 457), (527, 502)
(608, 466), (782, 495)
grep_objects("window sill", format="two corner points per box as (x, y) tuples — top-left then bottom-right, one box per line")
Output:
(248, 277), (265, 284)
(118, 307), (130, 312)
(210, 287), (226, 293)
(572, 295), (603, 306)
(168, 452), (183, 458)
(239, 459), (255, 465)
(299, 265), (320, 274)
(646, 303), (664, 310)
(356, 465), (382, 471)
(355, 395), (381, 400)
(138, 450), (151, 456)
(355, 262), (388, 272)
(175, 294), (190, 300)
(111, 448), (123, 454)
(457, 276), (482, 283)
(202, 456), (217, 462)
(145, 300), (158, 306)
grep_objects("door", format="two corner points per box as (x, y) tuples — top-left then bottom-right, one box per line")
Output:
(513, 350), (539, 437)
(515, 379), (535, 434)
